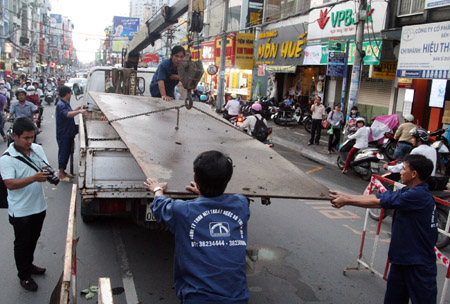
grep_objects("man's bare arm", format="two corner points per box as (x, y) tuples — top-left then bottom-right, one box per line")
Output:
(329, 190), (381, 209)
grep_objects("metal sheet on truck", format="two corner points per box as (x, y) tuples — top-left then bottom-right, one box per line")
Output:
(89, 92), (329, 200)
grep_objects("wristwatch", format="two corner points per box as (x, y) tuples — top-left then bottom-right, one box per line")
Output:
(153, 186), (164, 193)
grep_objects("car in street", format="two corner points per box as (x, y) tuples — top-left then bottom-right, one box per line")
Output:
(66, 77), (87, 94)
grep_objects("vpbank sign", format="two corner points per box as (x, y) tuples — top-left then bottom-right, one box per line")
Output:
(308, 0), (387, 40)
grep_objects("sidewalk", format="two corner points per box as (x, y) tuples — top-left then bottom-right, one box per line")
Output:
(268, 121), (339, 167)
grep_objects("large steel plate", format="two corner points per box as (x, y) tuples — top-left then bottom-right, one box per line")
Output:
(89, 92), (329, 200)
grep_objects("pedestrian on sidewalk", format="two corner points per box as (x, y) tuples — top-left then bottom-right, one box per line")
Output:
(330, 154), (437, 304)
(0, 92), (7, 141)
(327, 104), (344, 154)
(308, 96), (326, 146)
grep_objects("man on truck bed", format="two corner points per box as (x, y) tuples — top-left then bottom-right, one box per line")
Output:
(144, 150), (250, 303)
(150, 46), (185, 101)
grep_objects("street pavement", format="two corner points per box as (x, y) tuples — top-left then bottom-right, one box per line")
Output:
(1, 99), (450, 303)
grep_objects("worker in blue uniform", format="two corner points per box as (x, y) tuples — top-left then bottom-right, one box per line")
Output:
(330, 154), (438, 304)
(150, 45), (185, 101)
(144, 150), (250, 304)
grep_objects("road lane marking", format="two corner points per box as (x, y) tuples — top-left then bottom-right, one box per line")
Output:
(304, 201), (329, 205)
(276, 150), (300, 155)
(312, 206), (335, 209)
(289, 160), (318, 168)
(306, 166), (323, 174)
(319, 209), (360, 219)
(343, 224), (362, 235)
(112, 227), (139, 304)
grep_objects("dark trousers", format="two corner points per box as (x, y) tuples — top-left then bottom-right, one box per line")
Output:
(384, 263), (437, 304)
(309, 119), (322, 144)
(9, 211), (46, 280)
(328, 127), (341, 151)
(57, 136), (73, 170)
(0, 113), (5, 137)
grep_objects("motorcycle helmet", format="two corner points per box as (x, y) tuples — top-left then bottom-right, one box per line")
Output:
(200, 94), (207, 101)
(251, 103), (262, 112)
(230, 93), (237, 99)
(27, 85), (36, 92)
(15, 88), (27, 97)
(404, 114), (414, 122)
(356, 117), (366, 125)
(410, 127), (429, 143)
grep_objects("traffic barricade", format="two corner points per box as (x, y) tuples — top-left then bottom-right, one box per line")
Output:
(98, 278), (114, 304)
(344, 174), (450, 304)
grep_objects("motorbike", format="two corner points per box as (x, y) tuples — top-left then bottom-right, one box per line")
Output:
(6, 117), (14, 147)
(45, 89), (54, 105)
(337, 138), (384, 181)
(429, 128), (450, 176)
(258, 96), (277, 120)
(381, 131), (397, 161)
(272, 105), (302, 126)
(302, 110), (312, 133)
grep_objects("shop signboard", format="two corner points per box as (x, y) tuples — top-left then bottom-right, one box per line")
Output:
(397, 77), (413, 88)
(257, 65), (265, 76)
(370, 62), (397, 79)
(246, 0), (263, 27)
(307, 0), (388, 41)
(425, 0), (450, 9)
(143, 54), (159, 66)
(181, 38), (202, 60)
(327, 39), (347, 76)
(255, 24), (307, 66)
(201, 40), (216, 64)
(304, 40), (382, 65)
(215, 33), (236, 68)
(396, 21), (450, 79)
(235, 33), (255, 70)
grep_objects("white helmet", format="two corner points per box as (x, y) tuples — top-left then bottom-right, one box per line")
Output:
(404, 114), (414, 122)
(27, 85), (36, 92)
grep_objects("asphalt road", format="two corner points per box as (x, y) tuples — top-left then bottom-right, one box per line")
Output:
(1, 99), (450, 304)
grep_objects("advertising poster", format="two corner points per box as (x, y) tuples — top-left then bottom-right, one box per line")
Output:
(112, 16), (140, 52)
(429, 79), (448, 108)
(397, 21), (450, 79)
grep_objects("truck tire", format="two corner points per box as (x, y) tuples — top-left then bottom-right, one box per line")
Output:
(81, 214), (95, 223)
(436, 207), (450, 249)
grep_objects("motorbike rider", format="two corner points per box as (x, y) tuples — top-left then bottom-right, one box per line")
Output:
(223, 93), (241, 121)
(240, 103), (268, 136)
(384, 127), (437, 176)
(0, 90), (6, 141)
(392, 114), (415, 159)
(32, 81), (44, 101)
(344, 106), (360, 137)
(342, 117), (370, 174)
(6, 88), (38, 124)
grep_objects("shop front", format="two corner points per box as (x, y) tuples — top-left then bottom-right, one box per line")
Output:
(394, 21), (450, 131)
(254, 23), (319, 109)
(304, 0), (392, 118)
(213, 33), (255, 100)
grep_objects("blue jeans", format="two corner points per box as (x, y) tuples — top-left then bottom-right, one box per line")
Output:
(393, 142), (413, 159)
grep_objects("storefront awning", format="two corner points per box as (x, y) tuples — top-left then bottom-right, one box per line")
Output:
(265, 65), (296, 73)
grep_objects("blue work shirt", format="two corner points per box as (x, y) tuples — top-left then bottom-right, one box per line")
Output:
(55, 99), (78, 139)
(152, 194), (250, 304)
(10, 101), (37, 120)
(0, 144), (48, 217)
(150, 58), (179, 98)
(376, 183), (438, 265)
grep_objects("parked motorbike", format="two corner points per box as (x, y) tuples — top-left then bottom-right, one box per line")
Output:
(272, 105), (302, 126)
(45, 89), (54, 105)
(381, 131), (397, 161)
(337, 138), (384, 181)
(430, 128), (450, 176)
(302, 110), (312, 133)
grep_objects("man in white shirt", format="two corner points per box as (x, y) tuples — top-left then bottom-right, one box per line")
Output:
(308, 96), (326, 145)
(384, 127), (437, 176)
(224, 94), (241, 120)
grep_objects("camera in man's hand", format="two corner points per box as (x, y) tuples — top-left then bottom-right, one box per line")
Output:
(42, 167), (60, 185)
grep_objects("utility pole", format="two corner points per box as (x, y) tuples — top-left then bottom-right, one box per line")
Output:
(30, 2), (38, 78)
(346, 0), (367, 117)
(216, 0), (229, 112)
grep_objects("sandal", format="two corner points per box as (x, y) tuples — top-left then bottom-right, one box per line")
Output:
(60, 176), (73, 183)
(66, 173), (75, 178)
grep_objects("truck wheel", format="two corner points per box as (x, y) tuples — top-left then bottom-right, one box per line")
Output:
(368, 208), (388, 221)
(81, 214), (95, 223)
(436, 207), (450, 249)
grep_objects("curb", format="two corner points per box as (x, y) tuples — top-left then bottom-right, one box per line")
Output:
(273, 136), (338, 167)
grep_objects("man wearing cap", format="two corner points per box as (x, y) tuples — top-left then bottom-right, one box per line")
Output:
(224, 93), (241, 121)
(55, 86), (86, 182)
(393, 114), (416, 159)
